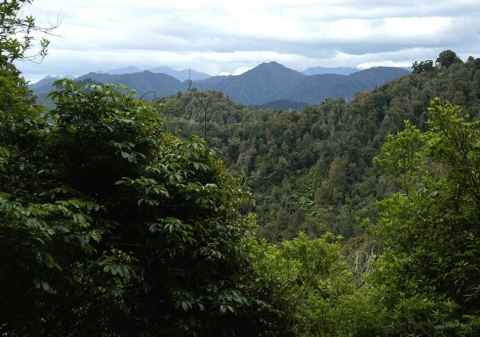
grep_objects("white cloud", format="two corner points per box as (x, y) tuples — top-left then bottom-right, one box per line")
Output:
(15, 0), (480, 79)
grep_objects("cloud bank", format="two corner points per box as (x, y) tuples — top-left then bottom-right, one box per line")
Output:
(16, 0), (480, 81)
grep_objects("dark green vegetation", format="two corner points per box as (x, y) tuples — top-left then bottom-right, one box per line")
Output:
(31, 61), (408, 108)
(159, 55), (480, 241)
(2, 4), (280, 335)
(2, 1), (480, 336)
(1, 76), (275, 336)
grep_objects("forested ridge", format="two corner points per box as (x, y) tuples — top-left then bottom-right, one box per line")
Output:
(158, 54), (480, 240)
(1, 1), (480, 336)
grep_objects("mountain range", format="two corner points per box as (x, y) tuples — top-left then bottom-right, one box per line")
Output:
(31, 62), (409, 107)
(102, 66), (211, 81)
(302, 66), (358, 76)
(104, 65), (360, 78)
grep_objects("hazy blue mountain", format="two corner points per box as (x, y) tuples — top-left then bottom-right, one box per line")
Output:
(32, 63), (409, 106)
(194, 62), (306, 105)
(285, 74), (364, 105)
(105, 66), (142, 75)
(103, 65), (210, 81)
(348, 67), (410, 87)
(194, 63), (408, 105)
(303, 66), (358, 76)
(78, 71), (185, 99)
(285, 67), (410, 104)
(149, 66), (211, 81)
(30, 76), (60, 94)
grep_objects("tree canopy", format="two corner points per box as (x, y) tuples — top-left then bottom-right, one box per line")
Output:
(0, 77), (285, 336)
(372, 100), (480, 336)
(0, 0), (49, 66)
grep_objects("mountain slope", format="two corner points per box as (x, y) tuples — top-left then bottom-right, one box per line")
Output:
(149, 66), (211, 81)
(303, 66), (357, 76)
(286, 74), (363, 104)
(30, 76), (61, 94)
(158, 56), (480, 240)
(105, 66), (142, 75)
(286, 67), (410, 104)
(349, 67), (411, 87)
(194, 64), (408, 105)
(32, 63), (409, 106)
(77, 71), (185, 99)
(103, 66), (211, 81)
(194, 62), (306, 105)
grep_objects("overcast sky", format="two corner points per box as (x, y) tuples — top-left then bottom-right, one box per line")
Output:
(16, 0), (480, 81)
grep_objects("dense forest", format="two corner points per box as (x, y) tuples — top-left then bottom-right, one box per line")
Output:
(158, 54), (480, 241)
(1, 1), (480, 336)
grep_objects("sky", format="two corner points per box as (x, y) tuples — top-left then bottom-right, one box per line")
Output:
(16, 0), (480, 81)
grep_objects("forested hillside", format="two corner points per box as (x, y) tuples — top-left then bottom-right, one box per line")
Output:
(157, 54), (480, 240)
(2, 1), (480, 336)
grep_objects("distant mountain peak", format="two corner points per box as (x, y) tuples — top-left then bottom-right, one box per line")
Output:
(105, 66), (142, 75)
(101, 65), (211, 82)
(31, 63), (409, 107)
(245, 62), (303, 77)
(263, 61), (283, 66)
(255, 61), (292, 70)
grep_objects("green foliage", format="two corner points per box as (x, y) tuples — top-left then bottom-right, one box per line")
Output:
(436, 50), (463, 69)
(373, 100), (480, 336)
(3, 4), (480, 334)
(412, 60), (434, 74)
(246, 233), (384, 337)
(1, 76), (287, 336)
(153, 59), (480, 337)
(373, 121), (427, 191)
(158, 52), (480, 240)
(0, 0), (49, 66)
